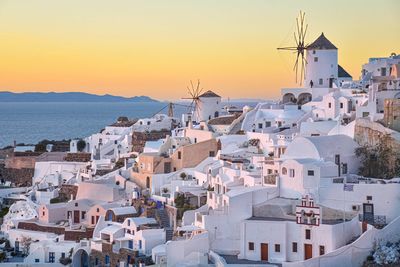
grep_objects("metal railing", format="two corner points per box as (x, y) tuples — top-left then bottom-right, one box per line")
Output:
(358, 214), (387, 226)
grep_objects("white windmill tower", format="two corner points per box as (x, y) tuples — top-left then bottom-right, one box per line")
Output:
(305, 33), (338, 89)
(182, 80), (222, 123)
(277, 11), (338, 89)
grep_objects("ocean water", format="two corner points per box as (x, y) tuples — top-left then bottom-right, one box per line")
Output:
(0, 102), (180, 148)
(0, 101), (254, 148)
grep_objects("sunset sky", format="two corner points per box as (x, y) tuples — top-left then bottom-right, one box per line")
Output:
(0, 0), (398, 100)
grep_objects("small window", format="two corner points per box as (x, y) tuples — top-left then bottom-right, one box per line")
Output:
(105, 255), (110, 264)
(366, 196), (373, 201)
(248, 242), (254, 251)
(282, 167), (287, 175)
(340, 103), (344, 109)
(289, 169), (295, 178)
(275, 244), (281, 252)
(49, 252), (55, 263)
(308, 170), (314, 176)
(342, 163), (348, 174)
(147, 121), (150, 125)
(194, 138), (197, 143)
(42, 211), (45, 216)
(292, 242), (298, 252)
(305, 229), (311, 240)
(81, 211), (86, 220)
(209, 151), (215, 157)
(75, 203), (78, 207)
(35, 259), (40, 263)
(258, 123), (263, 129)
(61, 252), (65, 258)
(319, 245), (325, 255)
(319, 79), (323, 85)
(328, 103), (332, 108)
(314, 57), (318, 62)
(312, 50), (316, 54)
(265, 121), (271, 127)
(178, 151), (182, 159)
(96, 208), (100, 212)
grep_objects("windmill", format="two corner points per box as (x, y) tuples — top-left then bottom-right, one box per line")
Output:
(182, 79), (204, 121)
(277, 11), (309, 85)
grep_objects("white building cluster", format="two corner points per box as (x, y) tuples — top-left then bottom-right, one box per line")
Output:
(0, 33), (399, 267)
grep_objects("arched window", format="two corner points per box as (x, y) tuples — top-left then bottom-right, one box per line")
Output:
(282, 167), (287, 175)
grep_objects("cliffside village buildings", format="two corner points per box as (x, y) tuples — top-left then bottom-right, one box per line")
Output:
(0, 34), (399, 267)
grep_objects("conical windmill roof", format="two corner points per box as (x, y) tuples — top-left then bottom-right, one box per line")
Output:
(199, 90), (221, 98)
(307, 33), (337, 50)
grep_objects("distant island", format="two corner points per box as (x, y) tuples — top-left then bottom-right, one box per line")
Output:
(0, 91), (159, 102)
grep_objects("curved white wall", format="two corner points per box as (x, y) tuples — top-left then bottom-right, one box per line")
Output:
(305, 49), (338, 88)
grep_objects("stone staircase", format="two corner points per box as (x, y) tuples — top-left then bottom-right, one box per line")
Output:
(157, 209), (174, 241)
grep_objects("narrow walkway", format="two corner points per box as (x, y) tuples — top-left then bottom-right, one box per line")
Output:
(221, 255), (282, 266)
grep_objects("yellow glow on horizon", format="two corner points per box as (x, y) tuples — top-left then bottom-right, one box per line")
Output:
(0, 0), (398, 100)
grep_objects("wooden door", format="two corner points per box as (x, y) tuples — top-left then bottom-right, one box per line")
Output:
(261, 243), (268, 261)
(304, 244), (312, 260)
(74, 210), (80, 224)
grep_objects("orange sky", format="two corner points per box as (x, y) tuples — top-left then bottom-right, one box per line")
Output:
(0, 0), (399, 100)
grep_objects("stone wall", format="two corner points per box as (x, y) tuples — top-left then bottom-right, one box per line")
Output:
(5, 156), (37, 169)
(131, 130), (171, 153)
(63, 153), (91, 162)
(354, 118), (400, 150)
(384, 98), (400, 132)
(0, 165), (34, 186)
(18, 221), (94, 241)
(18, 221), (65, 235)
(90, 245), (138, 267)
(58, 184), (78, 201)
(64, 227), (94, 242)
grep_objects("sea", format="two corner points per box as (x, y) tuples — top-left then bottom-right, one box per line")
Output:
(0, 101), (256, 148)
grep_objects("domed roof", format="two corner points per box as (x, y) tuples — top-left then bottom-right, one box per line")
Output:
(307, 33), (337, 50)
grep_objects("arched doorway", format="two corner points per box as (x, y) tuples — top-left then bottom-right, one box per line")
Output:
(72, 249), (90, 267)
(297, 92), (312, 105)
(282, 93), (296, 104)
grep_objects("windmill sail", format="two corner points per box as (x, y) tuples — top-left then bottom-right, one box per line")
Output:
(277, 11), (309, 85)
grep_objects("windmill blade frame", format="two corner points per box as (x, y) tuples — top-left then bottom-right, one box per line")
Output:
(277, 11), (309, 85)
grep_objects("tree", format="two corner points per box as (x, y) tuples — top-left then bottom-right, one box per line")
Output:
(34, 143), (47, 152)
(355, 135), (400, 179)
(174, 193), (186, 208)
(162, 187), (169, 194)
(20, 236), (32, 256)
(179, 172), (187, 180)
(77, 139), (86, 152)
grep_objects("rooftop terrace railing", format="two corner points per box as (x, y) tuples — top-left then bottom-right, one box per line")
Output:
(358, 214), (387, 227)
